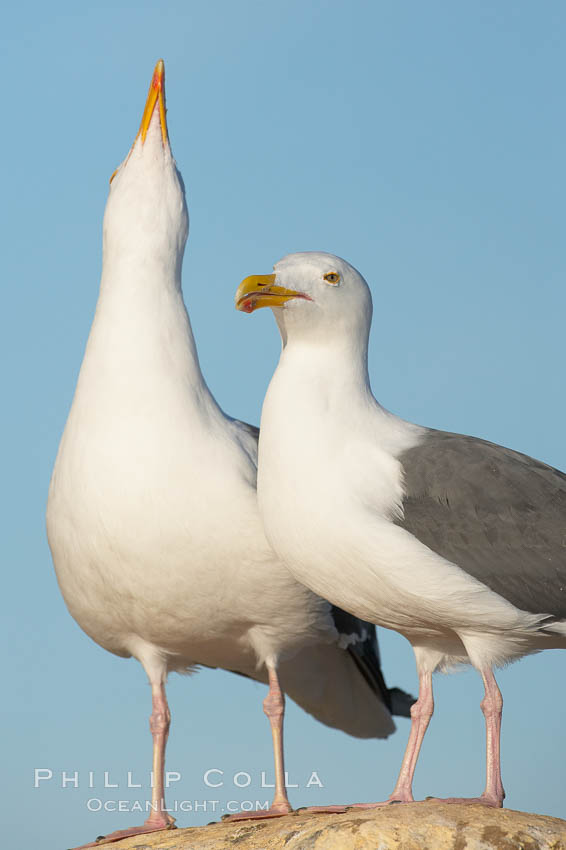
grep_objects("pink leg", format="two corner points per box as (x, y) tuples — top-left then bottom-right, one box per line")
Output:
(305, 669), (434, 814)
(223, 664), (292, 821)
(481, 669), (505, 805)
(145, 682), (176, 827)
(72, 679), (175, 848)
(346, 669), (434, 809)
(433, 668), (505, 807)
(385, 669), (434, 804)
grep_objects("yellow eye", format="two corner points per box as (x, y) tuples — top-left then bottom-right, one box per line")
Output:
(323, 272), (340, 285)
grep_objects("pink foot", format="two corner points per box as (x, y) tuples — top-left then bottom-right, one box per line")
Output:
(222, 802), (293, 822)
(70, 817), (176, 848)
(425, 794), (503, 808)
(296, 804), (348, 814)
(301, 791), (414, 814)
(347, 799), (411, 809)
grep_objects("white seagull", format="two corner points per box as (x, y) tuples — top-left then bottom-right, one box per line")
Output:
(235, 251), (566, 809)
(46, 69), (412, 847)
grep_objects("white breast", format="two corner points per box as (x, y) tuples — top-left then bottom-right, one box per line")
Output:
(47, 282), (331, 673)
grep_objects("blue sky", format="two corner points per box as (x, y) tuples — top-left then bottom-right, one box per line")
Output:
(3, 1), (565, 847)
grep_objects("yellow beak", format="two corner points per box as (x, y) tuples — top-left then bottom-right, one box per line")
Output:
(137, 58), (168, 146)
(235, 274), (312, 313)
(110, 60), (169, 184)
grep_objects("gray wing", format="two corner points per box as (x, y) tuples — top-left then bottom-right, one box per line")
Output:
(396, 429), (566, 619)
(330, 606), (415, 717)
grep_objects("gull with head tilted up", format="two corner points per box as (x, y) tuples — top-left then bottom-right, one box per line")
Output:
(235, 251), (566, 809)
(47, 68), (414, 848)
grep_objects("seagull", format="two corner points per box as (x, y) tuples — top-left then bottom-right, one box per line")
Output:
(235, 250), (566, 810)
(46, 69), (413, 848)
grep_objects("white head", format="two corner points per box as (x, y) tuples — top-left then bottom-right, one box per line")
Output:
(235, 251), (373, 347)
(102, 60), (188, 281)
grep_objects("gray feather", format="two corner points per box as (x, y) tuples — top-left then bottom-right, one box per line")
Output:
(396, 429), (566, 619)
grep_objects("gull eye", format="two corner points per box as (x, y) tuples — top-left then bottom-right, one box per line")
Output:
(109, 168), (118, 185)
(323, 272), (340, 285)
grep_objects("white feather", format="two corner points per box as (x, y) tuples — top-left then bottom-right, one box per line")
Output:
(46, 113), (394, 738)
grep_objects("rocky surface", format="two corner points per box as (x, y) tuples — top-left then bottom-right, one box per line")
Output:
(81, 802), (566, 849)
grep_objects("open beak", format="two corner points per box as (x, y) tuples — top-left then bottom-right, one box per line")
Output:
(235, 274), (312, 313)
(110, 60), (169, 184)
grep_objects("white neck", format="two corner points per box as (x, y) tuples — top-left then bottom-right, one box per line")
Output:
(262, 331), (422, 464)
(278, 333), (372, 414)
(73, 252), (222, 422)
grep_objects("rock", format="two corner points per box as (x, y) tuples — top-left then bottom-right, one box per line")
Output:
(87, 802), (566, 849)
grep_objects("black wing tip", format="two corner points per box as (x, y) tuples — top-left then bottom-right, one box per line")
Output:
(387, 686), (416, 718)
(334, 613), (415, 719)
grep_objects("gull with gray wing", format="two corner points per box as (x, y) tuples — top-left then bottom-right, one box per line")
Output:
(236, 251), (566, 809)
